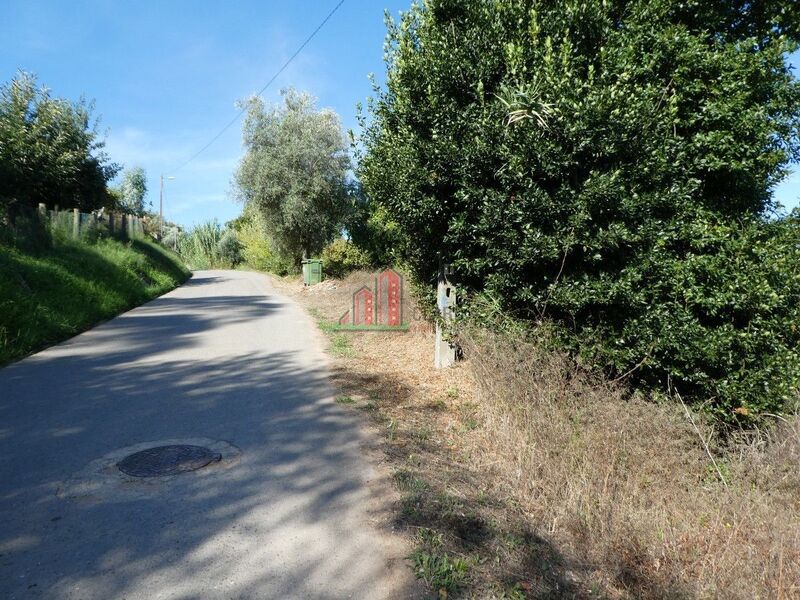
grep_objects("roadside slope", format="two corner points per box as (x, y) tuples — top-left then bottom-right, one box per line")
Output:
(0, 237), (189, 365)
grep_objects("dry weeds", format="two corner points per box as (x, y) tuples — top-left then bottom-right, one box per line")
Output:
(273, 272), (800, 599)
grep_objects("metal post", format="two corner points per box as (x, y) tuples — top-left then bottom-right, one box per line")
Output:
(159, 174), (164, 239)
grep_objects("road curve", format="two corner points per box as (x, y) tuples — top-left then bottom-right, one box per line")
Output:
(0, 270), (414, 599)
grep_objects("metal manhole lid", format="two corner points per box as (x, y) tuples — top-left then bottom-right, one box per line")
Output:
(117, 445), (222, 477)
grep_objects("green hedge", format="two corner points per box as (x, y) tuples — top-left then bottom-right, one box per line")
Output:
(359, 0), (800, 423)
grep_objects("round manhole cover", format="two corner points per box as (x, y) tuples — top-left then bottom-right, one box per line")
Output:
(117, 445), (222, 477)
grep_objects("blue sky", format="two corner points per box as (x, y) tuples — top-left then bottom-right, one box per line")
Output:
(1, 1), (798, 226)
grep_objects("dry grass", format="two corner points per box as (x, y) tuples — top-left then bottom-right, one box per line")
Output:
(273, 273), (800, 599)
(460, 322), (800, 600)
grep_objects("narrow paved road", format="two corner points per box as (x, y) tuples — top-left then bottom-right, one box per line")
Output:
(0, 271), (413, 599)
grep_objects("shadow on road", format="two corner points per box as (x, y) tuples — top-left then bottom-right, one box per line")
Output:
(0, 276), (410, 599)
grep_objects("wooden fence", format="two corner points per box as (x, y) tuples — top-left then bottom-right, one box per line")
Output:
(37, 203), (147, 240)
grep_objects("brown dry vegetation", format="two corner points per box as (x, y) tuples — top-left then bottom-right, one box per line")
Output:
(272, 272), (800, 599)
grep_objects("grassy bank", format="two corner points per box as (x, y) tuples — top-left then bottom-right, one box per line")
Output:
(0, 237), (189, 365)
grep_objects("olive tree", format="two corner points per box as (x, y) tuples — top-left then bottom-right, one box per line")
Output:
(235, 88), (350, 265)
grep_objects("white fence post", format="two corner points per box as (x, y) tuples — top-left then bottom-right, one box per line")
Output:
(434, 263), (457, 368)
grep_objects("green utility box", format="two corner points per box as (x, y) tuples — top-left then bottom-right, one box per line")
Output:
(302, 259), (323, 286)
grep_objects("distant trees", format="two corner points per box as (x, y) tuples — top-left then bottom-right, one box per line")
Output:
(0, 72), (120, 214)
(359, 0), (800, 420)
(117, 167), (148, 216)
(234, 88), (350, 266)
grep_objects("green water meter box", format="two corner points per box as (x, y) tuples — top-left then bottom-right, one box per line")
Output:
(302, 259), (323, 286)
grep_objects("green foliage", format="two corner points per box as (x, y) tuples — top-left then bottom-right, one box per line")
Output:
(0, 236), (188, 365)
(217, 229), (242, 266)
(229, 209), (295, 275)
(117, 167), (148, 216)
(235, 88), (350, 267)
(408, 550), (470, 592)
(360, 0), (800, 421)
(343, 184), (404, 266)
(0, 205), (52, 253)
(177, 219), (242, 269)
(320, 238), (371, 278)
(0, 71), (120, 213)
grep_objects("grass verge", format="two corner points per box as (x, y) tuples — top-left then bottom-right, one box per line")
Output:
(0, 237), (189, 365)
(273, 272), (799, 599)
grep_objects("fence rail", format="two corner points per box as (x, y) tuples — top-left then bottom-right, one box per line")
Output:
(37, 203), (148, 240)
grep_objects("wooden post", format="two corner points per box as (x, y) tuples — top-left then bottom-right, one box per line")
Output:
(108, 213), (114, 236)
(434, 263), (457, 368)
(72, 208), (80, 238)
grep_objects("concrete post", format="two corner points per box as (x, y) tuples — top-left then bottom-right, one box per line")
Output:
(38, 203), (46, 218)
(72, 208), (80, 238)
(434, 263), (457, 368)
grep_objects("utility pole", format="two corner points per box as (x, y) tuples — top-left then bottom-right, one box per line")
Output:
(159, 174), (175, 239)
(159, 175), (164, 239)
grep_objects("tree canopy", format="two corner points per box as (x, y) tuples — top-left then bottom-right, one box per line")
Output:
(235, 89), (350, 264)
(118, 167), (148, 216)
(359, 0), (800, 420)
(0, 72), (119, 212)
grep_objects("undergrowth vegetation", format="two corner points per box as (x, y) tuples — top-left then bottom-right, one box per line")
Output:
(459, 308), (800, 599)
(0, 225), (189, 365)
(279, 273), (800, 598)
(176, 219), (242, 270)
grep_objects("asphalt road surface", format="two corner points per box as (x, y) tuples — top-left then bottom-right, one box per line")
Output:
(0, 271), (415, 599)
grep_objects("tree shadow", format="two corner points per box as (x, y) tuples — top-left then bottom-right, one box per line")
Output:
(0, 272), (416, 599)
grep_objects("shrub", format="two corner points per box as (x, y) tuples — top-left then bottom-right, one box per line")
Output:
(216, 229), (242, 267)
(177, 220), (225, 269)
(320, 238), (372, 279)
(360, 0), (800, 421)
(234, 213), (295, 275)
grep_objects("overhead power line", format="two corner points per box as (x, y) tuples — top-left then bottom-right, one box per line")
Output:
(168, 0), (346, 175)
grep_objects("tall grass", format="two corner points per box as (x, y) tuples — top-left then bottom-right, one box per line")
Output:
(177, 219), (241, 269)
(459, 313), (799, 599)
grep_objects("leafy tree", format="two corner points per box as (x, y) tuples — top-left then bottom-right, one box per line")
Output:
(343, 182), (404, 267)
(118, 167), (148, 216)
(0, 71), (120, 214)
(235, 88), (350, 265)
(359, 0), (800, 420)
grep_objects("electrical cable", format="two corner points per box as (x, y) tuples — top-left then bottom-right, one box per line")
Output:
(167, 0), (345, 175)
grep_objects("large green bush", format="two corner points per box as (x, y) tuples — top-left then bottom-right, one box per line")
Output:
(359, 0), (800, 421)
(320, 238), (372, 278)
(231, 211), (296, 275)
